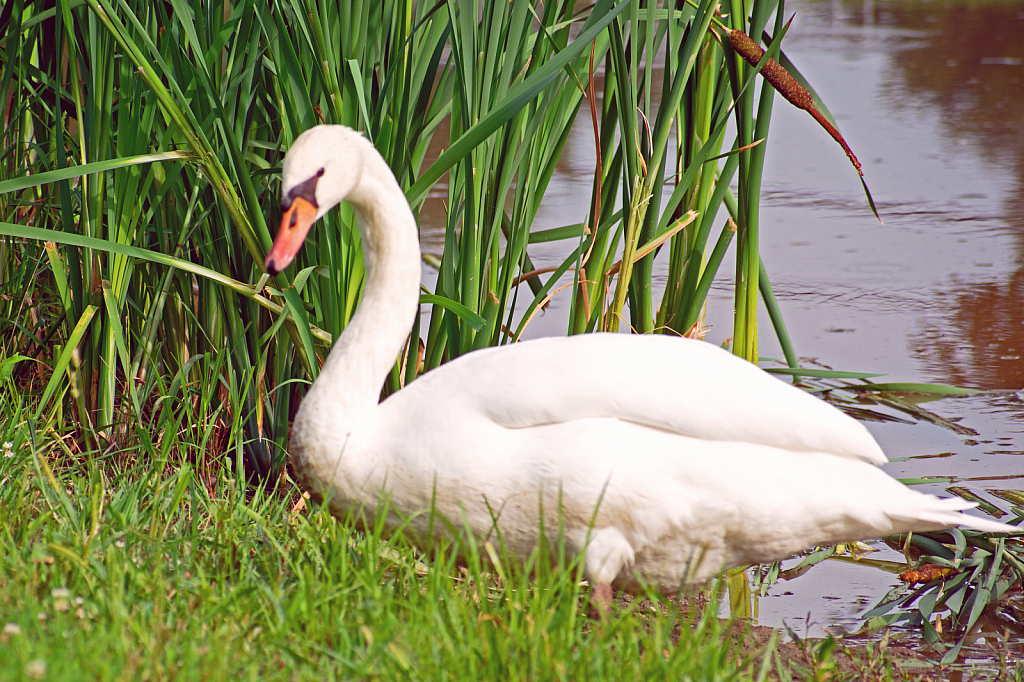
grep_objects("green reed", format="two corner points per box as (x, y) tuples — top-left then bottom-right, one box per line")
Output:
(0, 0), (844, 479)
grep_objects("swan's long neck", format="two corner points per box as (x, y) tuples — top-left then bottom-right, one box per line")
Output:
(304, 142), (421, 419)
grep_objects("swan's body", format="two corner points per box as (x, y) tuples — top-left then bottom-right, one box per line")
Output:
(266, 125), (1013, 593)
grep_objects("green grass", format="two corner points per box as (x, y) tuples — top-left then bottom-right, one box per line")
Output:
(7, 417), (1020, 680)
(0, 433), (774, 681)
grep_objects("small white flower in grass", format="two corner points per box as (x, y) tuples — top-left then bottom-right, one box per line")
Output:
(115, 539), (125, 549)
(37, 612), (47, 622)
(3, 623), (20, 635)
(2, 442), (12, 458)
(25, 659), (46, 680)
(51, 587), (71, 612)
(74, 597), (84, 606)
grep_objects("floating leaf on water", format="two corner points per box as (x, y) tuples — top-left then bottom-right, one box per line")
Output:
(764, 367), (886, 379)
(843, 382), (983, 396)
(897, 476), (954, 486)
(946, 486), (1007, 518)
(835, 541), (877, 560)
(990, 489), (1024, 513)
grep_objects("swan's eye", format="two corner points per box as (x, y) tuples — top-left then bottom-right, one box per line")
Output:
(288, 173), (322, 209)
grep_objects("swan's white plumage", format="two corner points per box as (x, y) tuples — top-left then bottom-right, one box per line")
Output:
(267, 125), (1015, 592)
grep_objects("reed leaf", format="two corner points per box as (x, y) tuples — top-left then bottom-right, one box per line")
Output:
(0, 0), (872, 483)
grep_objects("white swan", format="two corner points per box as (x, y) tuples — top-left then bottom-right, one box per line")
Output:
(265, 125), (1014, 604)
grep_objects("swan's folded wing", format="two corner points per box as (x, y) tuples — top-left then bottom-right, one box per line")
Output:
(396, 333), (887, 466)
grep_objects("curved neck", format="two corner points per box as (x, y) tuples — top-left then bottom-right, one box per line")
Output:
(307, 142), (421, 415)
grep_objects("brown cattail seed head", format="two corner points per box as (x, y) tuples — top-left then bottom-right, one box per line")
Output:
(728, 30), (814, 111)
(728, 29), (863, 177)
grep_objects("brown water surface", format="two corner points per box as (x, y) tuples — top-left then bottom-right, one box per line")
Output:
(715, 0), (1024, 653)
(420, 0), (1024, 658)
(711, 0), (1024, 662)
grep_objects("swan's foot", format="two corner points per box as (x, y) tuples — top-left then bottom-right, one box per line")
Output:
(589, 582), (613, 621)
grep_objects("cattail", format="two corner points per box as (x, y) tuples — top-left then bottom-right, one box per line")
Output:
(898, 563), (958, 585)
(729, 29), (863, 177)
(729, 30), (812, 110)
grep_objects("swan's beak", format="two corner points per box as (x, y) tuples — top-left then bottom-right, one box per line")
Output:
(265, 196), (317, 275)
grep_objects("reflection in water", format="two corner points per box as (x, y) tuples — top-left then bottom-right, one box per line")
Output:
(741, 1), (1024, 648)
(916, 278), (1024, 390)
(803, 0), (1024, 389)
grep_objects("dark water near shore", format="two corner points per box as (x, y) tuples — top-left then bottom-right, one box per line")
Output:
(420, 0), (1024, 664)
(728, 0), (1024, 648)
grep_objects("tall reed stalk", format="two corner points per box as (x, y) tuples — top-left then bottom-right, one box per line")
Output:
(0, 0), (846, 477)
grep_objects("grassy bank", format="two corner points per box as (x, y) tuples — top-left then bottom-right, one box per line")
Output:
(0, 430), (776, 681)
(15, 433), (1003, 681)
(7, 426), (1015, 681)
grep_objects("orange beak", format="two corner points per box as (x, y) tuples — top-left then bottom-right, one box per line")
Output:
(265, 196), (318, 275)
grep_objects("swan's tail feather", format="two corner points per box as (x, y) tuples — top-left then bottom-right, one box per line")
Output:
(892, 497), (1019, 535)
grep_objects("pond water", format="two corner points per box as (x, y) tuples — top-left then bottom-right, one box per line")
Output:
(719, 0), (1024, 648)
(420, 0), (1024, 663)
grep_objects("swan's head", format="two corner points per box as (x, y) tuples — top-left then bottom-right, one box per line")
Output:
(265, 125), (366, 275)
